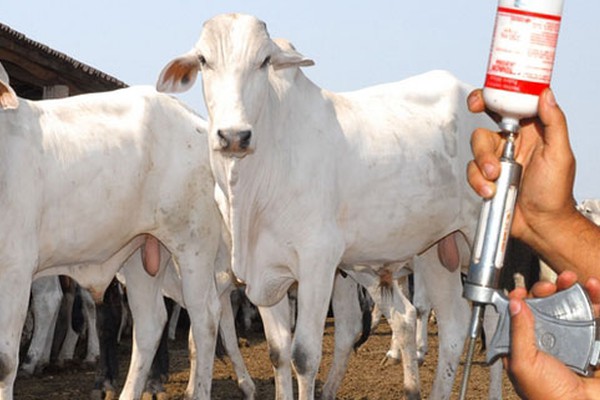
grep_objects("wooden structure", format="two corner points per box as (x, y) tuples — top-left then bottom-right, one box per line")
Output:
(0, 22), (127, 100)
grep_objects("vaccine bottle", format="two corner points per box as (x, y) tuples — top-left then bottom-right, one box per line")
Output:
(483, 0), (565, 131)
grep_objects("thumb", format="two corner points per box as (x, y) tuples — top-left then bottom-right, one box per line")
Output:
(537, 88), (571, 151)
(509, 299), (538, 368)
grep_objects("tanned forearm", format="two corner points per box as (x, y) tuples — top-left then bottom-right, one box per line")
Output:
(526, 211), (600, 283)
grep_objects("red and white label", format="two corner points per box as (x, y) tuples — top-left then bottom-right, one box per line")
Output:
(485, 7), (561, 96)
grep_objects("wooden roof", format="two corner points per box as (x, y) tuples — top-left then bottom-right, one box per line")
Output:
(0, 22), (127, 99)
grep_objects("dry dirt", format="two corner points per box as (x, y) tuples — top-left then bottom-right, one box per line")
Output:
(14, 317), (520, 399)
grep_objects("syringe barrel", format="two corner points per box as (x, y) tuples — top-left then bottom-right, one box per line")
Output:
(463, 155), (522, 304)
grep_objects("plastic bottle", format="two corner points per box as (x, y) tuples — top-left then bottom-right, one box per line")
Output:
(483, 0), (565, 131)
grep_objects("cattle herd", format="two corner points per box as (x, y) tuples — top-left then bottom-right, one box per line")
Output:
(1, 12), (599, 400)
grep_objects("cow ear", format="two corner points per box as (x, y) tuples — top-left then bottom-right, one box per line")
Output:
(0, 80), (19, 110)
(271, 46), (315, 71)
(156, 52), (200, 94)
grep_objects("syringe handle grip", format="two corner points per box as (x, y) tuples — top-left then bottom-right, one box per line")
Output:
(486, 283), (599, 376)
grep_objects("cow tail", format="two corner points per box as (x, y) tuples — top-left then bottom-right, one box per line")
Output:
(353, 286), (372, 351)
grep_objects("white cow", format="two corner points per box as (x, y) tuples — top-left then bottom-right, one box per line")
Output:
(0, 78), (222, 400)
(157, 13), (497, 400)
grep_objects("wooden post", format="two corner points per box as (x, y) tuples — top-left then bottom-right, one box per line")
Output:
(43, 84), (69, 99)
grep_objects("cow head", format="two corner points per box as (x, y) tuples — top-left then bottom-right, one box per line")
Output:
(0, 62), (19, 110)
(157, 13), (314, 157)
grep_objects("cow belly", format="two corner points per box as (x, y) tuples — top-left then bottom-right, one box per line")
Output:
(340, 200), (460, 265)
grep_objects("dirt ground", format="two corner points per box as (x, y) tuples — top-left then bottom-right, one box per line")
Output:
(14, 316), (519, 399)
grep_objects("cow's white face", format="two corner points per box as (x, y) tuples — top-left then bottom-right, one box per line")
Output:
(157, 13), (314, 158)
(197, 14), (273, 157)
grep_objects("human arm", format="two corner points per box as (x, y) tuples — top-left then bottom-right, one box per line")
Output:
(466, 88), (600, 281)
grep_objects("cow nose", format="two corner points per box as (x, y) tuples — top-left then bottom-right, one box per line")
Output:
(217, 129), (230, 149)
(238, 130), (252, 150)
(216, 129), (252, 152)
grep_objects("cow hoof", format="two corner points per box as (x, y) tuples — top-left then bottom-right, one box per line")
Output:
(239, 379), (256, 400)
(156, 392), (169, 400)
(142, 390), (169, 400)
(104, 389), (117, 400)
(417, 351), (427, 366)
(380, 354), (401, 366)
(18, 362), (37, 377)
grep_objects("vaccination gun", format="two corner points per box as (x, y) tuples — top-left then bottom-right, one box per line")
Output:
(458, 121), (600, 399)
(458, 1), (600, 398)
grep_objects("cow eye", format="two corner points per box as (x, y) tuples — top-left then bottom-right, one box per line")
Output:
(260, 56), (271, 69)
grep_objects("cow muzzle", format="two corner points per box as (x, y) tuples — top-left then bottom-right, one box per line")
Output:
(216, 128), (253, 155)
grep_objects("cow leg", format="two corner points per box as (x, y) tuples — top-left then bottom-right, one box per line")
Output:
(0, 266), (33, 400)
(92, 279), (122, 400)
(483, 306), (503, 400)
(80, 289), (100, 365)
(168, 303), (182, 341)
(380, 279), (420, 399)
(370, 301), (382, 332)
(119, 251), (167, 399)
(320, 273), (363, 400)
(381, 274), (420, 365)
(185, 327), (198, 398)
(414, 249), (470, 399)
(143, 309), (170, 400)
(56, 285), (80, 368)
(176, 249), (220, 400)
(411, 272), (432, 365)
(241, 294), (258, 334)
(57, 286), (99, 367)
(218, 288), (256, 399)
(258, 298), (293, 400)
(293, 259), (339, 400)
(21, 276), (62, 376)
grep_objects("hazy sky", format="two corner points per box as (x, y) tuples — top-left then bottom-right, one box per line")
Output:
(4, 1), (599, 200)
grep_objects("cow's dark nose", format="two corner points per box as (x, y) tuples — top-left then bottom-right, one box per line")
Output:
(216, 129), (252, 152)
(217, 129), (230, 149)
(238, 130), (252, 150)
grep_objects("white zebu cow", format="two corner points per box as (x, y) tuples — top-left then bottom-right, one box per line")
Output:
(157, 13), (496, 399)
(0, 79), (222, 400)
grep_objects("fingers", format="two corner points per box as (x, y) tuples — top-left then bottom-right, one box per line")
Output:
(467, 89), (502, 123)
(537, 89), (569, 150)
(467, 160), (495, 198)
(508, 298), (538, 373)
(530, 280), (557, 298)
(467, 127), (503, 198)
(508, 286), (527, 300)
(466, 89), (506, 199)
(530, 270), (578, 298)
(555, 270), (578, 291)
(584, 277), (600, 317)
(467, 89), (486, 113)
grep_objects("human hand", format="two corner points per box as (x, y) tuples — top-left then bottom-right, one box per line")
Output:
(466, 88), (578, 246)
(505, 271), (600, 399)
